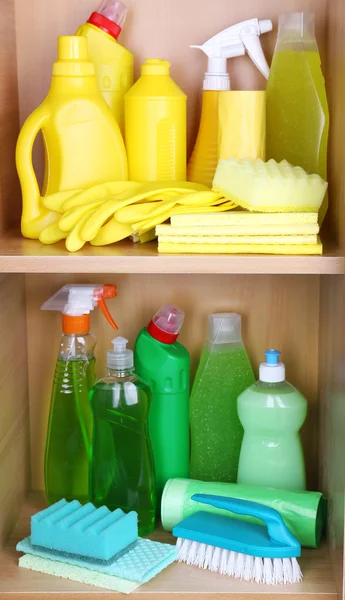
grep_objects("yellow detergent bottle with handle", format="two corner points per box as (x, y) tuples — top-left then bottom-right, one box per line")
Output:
(76, 0), (133, 134)
(16, 36), (128, 240)
(188, 19), (272, 187)
(125, 59), (187, 181)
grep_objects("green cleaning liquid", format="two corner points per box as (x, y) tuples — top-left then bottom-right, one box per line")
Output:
(190, 314), (254, 483)
(266, 12), (329, 221)
(45, 356), (95, 505)
(89, 337), (156, 536)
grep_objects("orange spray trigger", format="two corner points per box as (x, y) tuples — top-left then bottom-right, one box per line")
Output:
(98, 298), (118, 330)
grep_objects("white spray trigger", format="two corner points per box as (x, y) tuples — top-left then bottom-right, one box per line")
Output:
(191, 17), (272, 90)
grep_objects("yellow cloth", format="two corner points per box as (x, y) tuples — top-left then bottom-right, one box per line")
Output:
(158, 237), (323, 255)
(158, 234), (318, 245)
(156, 224), (319, 236)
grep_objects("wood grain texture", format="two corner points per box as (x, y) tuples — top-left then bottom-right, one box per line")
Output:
(26, 273), (320, 491)
(319, 275), (345, 599)
(0, 230), (342, 274)
(0, 491), (337, 599)
(0, 0), (21, 232)
(0, 275), (30, 549)
(14, 0), (327, 159)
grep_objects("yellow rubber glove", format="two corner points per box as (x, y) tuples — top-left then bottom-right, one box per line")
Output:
(62, 182), (143, 211)
(39, 222), (67, 244)
(58, 200), (105, 233)
(42, 189), (83, 212)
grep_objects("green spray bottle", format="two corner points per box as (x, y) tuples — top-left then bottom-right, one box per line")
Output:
(41, 284), (118, 505)
(237, 350), (307, 490)
(134, 304), (190, 501)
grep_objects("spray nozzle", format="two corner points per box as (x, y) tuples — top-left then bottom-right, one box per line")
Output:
(41, 284), (118, 333)
(191, 17), (272, 90)
(108, 336), (134, 370)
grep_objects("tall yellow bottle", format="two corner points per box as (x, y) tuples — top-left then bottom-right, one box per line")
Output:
(188, 19), (272, 188)
(16, 36), (128, 240)
(125, 59), (186, 182)
(76, 0), (133, 134)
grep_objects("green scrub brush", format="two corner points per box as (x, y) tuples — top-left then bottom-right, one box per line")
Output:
(173, 494), (302, 585)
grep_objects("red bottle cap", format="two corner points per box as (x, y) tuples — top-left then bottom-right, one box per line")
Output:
(87, 12), (122, 40)
(147, 304), (185, 345)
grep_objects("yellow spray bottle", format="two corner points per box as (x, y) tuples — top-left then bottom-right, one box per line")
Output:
(76, 0), (133, 134)
(188, 19), (272, 187)
(16, 36), (128, 239)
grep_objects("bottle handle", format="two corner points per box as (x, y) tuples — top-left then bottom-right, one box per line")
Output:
(16, 106), (50, 233)
(192, 494), (300, 550)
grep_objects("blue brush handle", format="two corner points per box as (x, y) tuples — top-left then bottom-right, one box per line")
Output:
(192, 494), (300, 550)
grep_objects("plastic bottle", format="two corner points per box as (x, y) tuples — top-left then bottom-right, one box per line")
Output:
(134, 305), (190, 501)
(89, 337), (156, 535)
(16, 36), (128, 240)
(125, 59), (187, 181)
(188, 19), (272, 187)
(237, 350), (307, 490)
(190, 313), (254, 483)
(76, 0), (133, 134)
(266, 12), (329, 223)
(41, 284), (118, 505)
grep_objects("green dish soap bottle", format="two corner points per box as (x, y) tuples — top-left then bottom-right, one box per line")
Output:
(134, 304), (190, 502)
(190, 313), (254, 483)
(237, 350), (307, 490)
(266, 12), (329, 222)
(89, 337), (156, 535)
(41, 284), (118, 505)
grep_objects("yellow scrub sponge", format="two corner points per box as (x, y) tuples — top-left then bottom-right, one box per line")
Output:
(213, 158), (328, 213)
(159, 238), (323, 255)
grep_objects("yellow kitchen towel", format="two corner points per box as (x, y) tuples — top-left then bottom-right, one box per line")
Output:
(158, 234), (318, 245)
(156, 224), (320, 236)
(158, 237), (323, 255)
(171, 212), (319, 227)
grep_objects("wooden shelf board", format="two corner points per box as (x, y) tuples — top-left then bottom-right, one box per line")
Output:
(0, 230), (343, 274)
(0, 493), (337, 599)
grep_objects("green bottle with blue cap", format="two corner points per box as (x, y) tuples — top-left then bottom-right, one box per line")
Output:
(237, 350), (307, 491)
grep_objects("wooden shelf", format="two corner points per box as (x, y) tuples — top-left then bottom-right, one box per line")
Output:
(0, 493), (337, 599)
(0, 230), (343, 274)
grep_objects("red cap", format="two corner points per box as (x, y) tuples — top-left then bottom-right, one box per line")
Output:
(146, 304), (185, 345)
(87, 12), (122, 40)
(147, 320), (179, 344)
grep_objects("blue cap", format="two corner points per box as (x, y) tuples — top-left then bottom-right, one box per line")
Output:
(264, 349), (281, 365)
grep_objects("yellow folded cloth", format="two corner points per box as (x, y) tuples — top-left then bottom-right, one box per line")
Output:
(158, 234), (318, 245)
(171, 212), (319, 227)
(158, 237), (323, 255)
(156, 224), (320, 236)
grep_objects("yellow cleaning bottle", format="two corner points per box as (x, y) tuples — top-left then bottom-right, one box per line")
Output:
(125, 59), (187, 181)
(188, 19), (272, 187)
(16, 36), (128, 240)
(76, 0), (133, 134)
(266, 12), (329, 223)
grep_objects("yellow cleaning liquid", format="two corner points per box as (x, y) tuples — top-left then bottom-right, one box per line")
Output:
(266, 13), (329, 222)
(76, 1), (133, 134)
(125, 59), (186, 182)
(16, 36), (128, 239)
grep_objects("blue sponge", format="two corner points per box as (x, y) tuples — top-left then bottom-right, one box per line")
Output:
(31, 499), (138, 561)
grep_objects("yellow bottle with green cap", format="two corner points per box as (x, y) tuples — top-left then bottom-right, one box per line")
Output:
(125, 59), (187, 181)
(16, 36), (127, 240)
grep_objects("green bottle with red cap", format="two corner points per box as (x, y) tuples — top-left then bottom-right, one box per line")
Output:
(134, 304), (190, 502)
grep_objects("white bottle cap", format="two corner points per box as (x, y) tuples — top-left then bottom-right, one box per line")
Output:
(108, 337), (133, 370)
(259, 349), (286, 383)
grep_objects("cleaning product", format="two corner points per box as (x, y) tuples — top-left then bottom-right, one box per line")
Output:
(134, 305), (190, 501)
(158, 234), (318, 245)
(16, 36), (128, 240)
(89, 337), (156, 535)
(41, 284), (118, 506)
(213, 158), (328, 212)
(31, 498), (138, 561)
(237, 350), (308, 491)
(171, 212), (319, 228)
(76, 0), (133, 133)
(173, 494), (302, 584)
(266, 12), (329, 223)
(190, 314), (254, 483)
(158, 239), (323, 255)
(157, 223), (320, 236)
(125, 59), (187, 181)
(188, 18), (272, 187)
(161, 478), (326, 547)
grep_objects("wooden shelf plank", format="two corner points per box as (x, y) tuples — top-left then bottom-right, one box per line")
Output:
(0, 493), (337, 599)
(0, 230), (343, 275)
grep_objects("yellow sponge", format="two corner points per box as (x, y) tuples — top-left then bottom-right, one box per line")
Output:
(213, 158), (328, 213)
(159, 238), (323, 255)
(171, 211), (318, 227)
(158, 234), (318, 245)
(157, 224), (319, 236)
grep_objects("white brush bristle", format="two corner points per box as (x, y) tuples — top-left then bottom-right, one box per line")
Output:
(176, 538), (303, 585)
